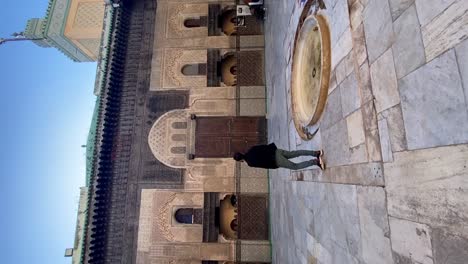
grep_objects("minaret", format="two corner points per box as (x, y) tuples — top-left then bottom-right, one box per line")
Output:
(1, 0), (107, 62)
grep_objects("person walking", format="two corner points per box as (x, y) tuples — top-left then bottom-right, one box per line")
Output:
(233, 143), (325, 170)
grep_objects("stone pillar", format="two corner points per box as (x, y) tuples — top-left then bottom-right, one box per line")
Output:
(238, 240), (271, 263)
(189, 87), (237, 116)
(200, 243), (235, 261)
(239, 162), (269, 193)
(186, 159), (236, 193)
(238, 86), (267, 117)
(150, 242), (235, 261)
(239, 35), (265, 48)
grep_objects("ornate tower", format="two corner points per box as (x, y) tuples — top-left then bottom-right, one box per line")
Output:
(23, 0), (106, 62)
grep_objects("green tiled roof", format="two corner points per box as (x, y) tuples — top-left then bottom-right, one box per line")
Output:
(94, 6), (115, 95)
(78, 5), (117, 263)
(85, 97), (100, 186)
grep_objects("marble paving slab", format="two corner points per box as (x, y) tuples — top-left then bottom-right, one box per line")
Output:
(399, 49), (468, 149)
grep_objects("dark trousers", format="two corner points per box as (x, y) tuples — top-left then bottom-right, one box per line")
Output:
(274, 149), (320, 170)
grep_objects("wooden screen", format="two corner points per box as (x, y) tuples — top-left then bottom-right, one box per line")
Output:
(238, 195), (269, 240)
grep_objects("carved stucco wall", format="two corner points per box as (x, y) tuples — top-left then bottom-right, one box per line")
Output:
(146, 261), (201, 264)
(167, 3), (208, 39)
(160, 48), (236, 91)
(147, 0), (268, 195)
(154, 0), (234, 48)
(163, 49), (207, 89)
(188, 87), (237, 116)
(150, 0), (234, 91)
(147, 108), (268, 193)
(148, 109), (237, 193)
(147, 107), (268, 193)
(150, 0), (265, 92)
(148, 110), (188, 169)
(141, 242), (235, 263)
(185, 158), (236, 193)
(156, 48), (266, 116)
(136, 2), (269, 263)
(137, 189), (269, 262)
(140, 1), (268, 260)
(137, 190), (206, 263)
(138, 190), (204, 245)
(164, 1), (241, 39)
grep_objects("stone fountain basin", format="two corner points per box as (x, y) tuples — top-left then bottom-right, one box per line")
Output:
(291, 14), (331, 140)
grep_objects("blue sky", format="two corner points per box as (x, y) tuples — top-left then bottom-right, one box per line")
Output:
(0, 1), (96, 263)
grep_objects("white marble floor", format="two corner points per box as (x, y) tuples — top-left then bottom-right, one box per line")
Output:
(265, 0), (468, 263)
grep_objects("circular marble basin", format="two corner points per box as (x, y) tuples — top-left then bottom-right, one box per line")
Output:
(291, 14), (331, 140)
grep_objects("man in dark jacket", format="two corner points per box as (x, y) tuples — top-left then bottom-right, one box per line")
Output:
(233, 143), (325, 170)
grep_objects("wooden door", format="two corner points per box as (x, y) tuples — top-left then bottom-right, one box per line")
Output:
(195, 116), (266, 158)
